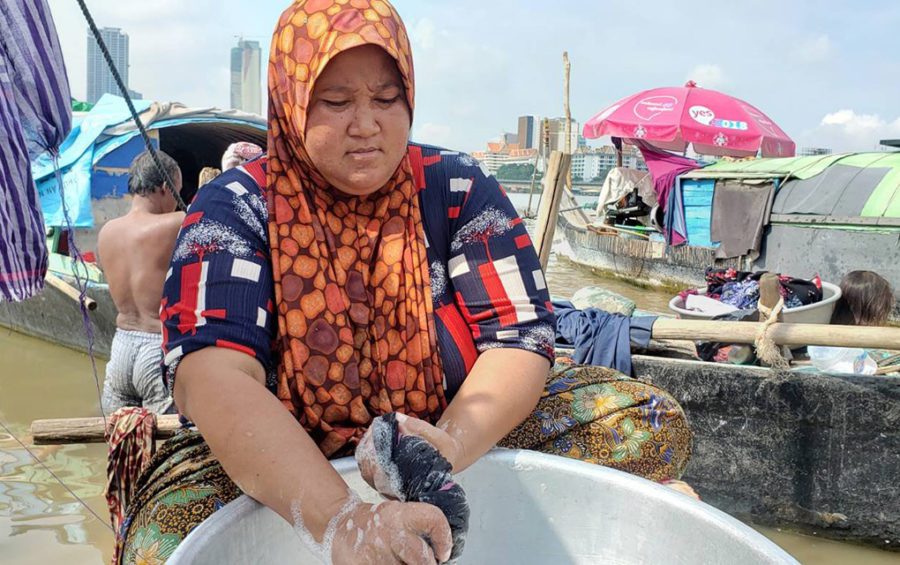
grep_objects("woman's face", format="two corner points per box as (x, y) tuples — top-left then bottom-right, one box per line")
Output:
(305, 45), (411, 197)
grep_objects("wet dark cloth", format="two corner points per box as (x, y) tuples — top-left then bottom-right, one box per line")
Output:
(703, 268), (822, 309)
(553, 300), (656, 375)
(368, 413), (469, 562)
(710, 180), (775, 259)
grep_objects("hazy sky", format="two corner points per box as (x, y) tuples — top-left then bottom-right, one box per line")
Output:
(49, 0), (900, 154)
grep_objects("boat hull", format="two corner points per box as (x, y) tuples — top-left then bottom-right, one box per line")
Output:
(0, 280), (116, 358)
(169, 450), (797, 564)
(636, 354), (900, 548)
(558, 213), (900, 318)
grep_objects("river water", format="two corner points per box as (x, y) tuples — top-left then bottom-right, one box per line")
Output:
(1, 222), (898, 563)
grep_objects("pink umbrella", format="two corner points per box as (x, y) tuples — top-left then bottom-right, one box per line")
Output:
(583, 81), (795, 157)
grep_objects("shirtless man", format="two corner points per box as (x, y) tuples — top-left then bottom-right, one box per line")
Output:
(98, 151), (184, 414)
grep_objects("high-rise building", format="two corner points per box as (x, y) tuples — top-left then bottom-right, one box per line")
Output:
(542, 117), (586, 155)
(231, 39), (262, 115)
(87, 27), (131, 104)
(517, 115), (540, 150)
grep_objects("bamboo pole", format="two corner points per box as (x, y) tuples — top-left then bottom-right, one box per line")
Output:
(45, 273), (97, 311)
(524, 149), (541, 218)
(563, 52), (572, 158)
(32, 414), (181, 445)
(651, 319), (900, 350)
(557, 52), (591, 227)
(561, 52), (575, 215)
(533, 151), (572, 270)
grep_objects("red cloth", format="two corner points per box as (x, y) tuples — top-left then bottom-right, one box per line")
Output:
(636, 141), (699, 213)
(105, 408), (157, 538)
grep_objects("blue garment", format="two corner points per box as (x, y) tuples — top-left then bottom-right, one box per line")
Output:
(664, 178), (688, 246)
(553, 301), (656, 375)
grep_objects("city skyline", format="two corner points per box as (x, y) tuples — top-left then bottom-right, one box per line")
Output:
(51, 1), (900, 154)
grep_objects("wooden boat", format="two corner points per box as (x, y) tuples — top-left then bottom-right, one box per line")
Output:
(631, 353), (899, 550)
(1, 96), (266, 357)
(557, 153), (900, 316)
(20, 282), (900, 550)
(167, 450), (798, 564)
(0, 257), (116, 358)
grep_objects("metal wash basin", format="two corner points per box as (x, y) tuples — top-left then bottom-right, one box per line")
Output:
(169, 449), (797, 564)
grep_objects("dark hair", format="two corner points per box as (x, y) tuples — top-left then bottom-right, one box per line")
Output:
(830, 270), (894, 326)
(128, 150), (181, 196)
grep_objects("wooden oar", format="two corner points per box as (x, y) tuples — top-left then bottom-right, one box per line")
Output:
(32, 414), (181, 445)
(45, 273), (97, 311)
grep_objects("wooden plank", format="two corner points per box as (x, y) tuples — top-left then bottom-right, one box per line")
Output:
(652, 319), (900, 349)
(770, 214), (900, 228)
(32, 414), (182, 445)
(45, 273), (97, 311)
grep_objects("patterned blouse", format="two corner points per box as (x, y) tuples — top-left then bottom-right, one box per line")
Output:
(161, 143), (555, 399)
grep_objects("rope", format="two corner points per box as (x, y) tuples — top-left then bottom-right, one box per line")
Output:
(0, 417), (114, 534)
(754, 296), (790, 370)
(54, 155), (107, 427)
(74, 0), (186, 212)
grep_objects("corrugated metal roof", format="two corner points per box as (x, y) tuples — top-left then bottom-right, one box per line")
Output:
(683, 153), (900, 218)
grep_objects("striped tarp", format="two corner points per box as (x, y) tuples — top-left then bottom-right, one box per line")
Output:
(0, 0), (72, 301)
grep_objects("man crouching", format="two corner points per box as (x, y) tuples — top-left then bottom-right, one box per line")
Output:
(98, 151), (184, 414)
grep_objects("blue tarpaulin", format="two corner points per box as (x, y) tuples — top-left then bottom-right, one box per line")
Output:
(32, 94), (152, 228)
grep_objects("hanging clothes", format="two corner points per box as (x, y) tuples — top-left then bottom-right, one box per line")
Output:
(664, 179), (689, 246)
(0, 0), (72, 302)
(710, 179), (776, 260)
(636, 140), (699, 213)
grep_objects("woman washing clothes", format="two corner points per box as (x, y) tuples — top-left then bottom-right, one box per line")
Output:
(117, 2), (692, 563)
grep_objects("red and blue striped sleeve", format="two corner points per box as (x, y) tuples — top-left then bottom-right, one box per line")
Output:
(441, 155), (556, 362)
(160, 161), (277, 392)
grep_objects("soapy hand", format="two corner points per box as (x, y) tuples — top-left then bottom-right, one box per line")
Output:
(330, 500), (452, 565)
(355, 413), (471, 562)
(358, 413), (464, 496)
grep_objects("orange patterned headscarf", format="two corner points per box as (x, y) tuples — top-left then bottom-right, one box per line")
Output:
(267, 0), (446, 457)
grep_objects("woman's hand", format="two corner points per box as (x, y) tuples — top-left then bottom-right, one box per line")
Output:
(330, 500), (452, 565)
(393, 414), (465, 471)
(357, 413), (464, 497)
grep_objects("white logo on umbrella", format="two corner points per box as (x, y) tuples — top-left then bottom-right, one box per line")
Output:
(633, 96), (678, 121)
(714, 133), (728, 147)
(634, 124), (647, 138)
(689, 105), (715, 126)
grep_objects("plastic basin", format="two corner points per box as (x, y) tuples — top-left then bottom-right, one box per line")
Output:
(668, 281), (842, 324)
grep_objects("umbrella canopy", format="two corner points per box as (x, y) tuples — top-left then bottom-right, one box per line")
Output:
(583, 81), (795, 158)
